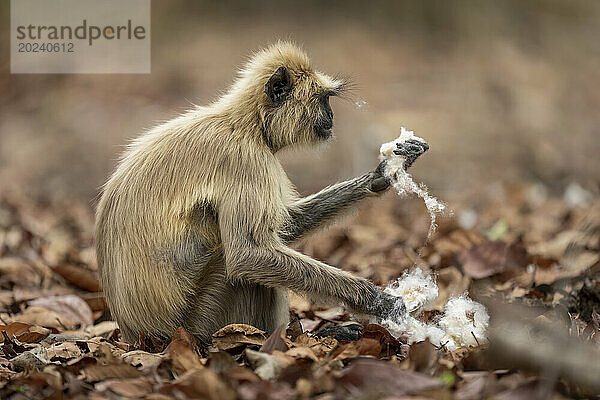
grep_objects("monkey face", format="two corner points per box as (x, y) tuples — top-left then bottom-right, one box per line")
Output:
(314, 91), (334, 141)
(263, 65), (344, 149)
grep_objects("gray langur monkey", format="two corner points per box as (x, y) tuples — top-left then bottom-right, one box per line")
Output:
(95, 42), (428, 344)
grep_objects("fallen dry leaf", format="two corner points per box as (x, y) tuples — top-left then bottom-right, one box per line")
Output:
(83, 363), (142, 382)
(159, 368), (236, 400)
(162, 339), (204, 375)
(46, 341), (82, 360)
(237, 380), (296, 400)
(95, 377), (153, 397)
(260, 325), (290, 354)
(0, 322), (50, 343)
(212, 324), (267, 351)
(29, 294), (93, 328)
(334, 357), (443, 397)
(12, 305), (77, 331)
(53, 263), (101, 292)
(0, 257), (42, 287)
(245, 348), (283, 380)
(122, 350), (164, 372)
(0, 182), (598, 399)
(333, 337), (382, 360)
(459, 240), (529, 279)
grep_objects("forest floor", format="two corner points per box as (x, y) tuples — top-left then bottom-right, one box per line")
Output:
(0, 182), (599, 399)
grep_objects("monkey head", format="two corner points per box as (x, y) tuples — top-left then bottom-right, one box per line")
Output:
(235, 42), (347, 151)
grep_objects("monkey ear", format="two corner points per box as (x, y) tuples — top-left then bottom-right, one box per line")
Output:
(265, 66), (292, 106)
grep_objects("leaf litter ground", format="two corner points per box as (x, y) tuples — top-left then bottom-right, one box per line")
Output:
(0, 182), (599, 399)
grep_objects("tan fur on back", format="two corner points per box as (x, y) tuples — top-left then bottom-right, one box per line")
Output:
(96, 42), (343, 342)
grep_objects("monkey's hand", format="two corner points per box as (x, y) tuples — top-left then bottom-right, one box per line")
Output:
(365, 290), (407, 322)
(368, 160), (392, 193)
(394, 139), (429, 170)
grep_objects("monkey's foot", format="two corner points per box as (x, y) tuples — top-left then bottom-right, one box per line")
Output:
(315, 322), (363, 342)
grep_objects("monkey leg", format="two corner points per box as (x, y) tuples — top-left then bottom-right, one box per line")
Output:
(225, 282), (290, 334)
(315, 322), (363, 341)
(184, 272), (289, 344)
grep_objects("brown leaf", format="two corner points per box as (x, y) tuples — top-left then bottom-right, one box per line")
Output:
(245, 349), (283, 380)
(12, 306), (76, 331)
(459, 240), (528, 279)
(159, 368), (236, 400)
(433, 229), (485, 260)
(46, 341), (82, 360)
(122, 349), (164, 372)
(260, 325), (289, 354)
(78, 292), (107, 312)
(0, 322), (50, 343)
(293, 333), (338, 358)
(362, 323), (405, 357)
(333, 337), (382, 360)
(207, 350), (238, 373)
(95, 378), (153, 397)
(53, 263), (101, 292)
(159, 327), (204, 375)
(212, 324), (266, 351)
(286, 314), (303, 341)
(238, 381), (295, 400)
(222, 366), (261, 383)
(29, 294), (93, 327)
(407, 340), (438, 373)
(10, 347), (51, 370)
(170, 326), (202, 352)
(0, 257), (42, 287)
(163, 340), (204, 375)
(85, 321), (118, 338)
(83, 363), (142, 382)
(284, 347), (319, 362)
(335, 358), (442, 397)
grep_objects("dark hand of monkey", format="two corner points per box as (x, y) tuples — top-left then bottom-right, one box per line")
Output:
(369, 160), (391, 193)
(365, 290), (407, 322)
(394, 139), (429, 170)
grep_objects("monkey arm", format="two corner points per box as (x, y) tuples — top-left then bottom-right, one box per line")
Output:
(226, 243), (406, 320)
(228, 243), (378, 312)
(280, 165), (390, 244)
(218, 198), (404, 319)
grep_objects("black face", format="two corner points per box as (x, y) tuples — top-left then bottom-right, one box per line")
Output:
(315, 93), (334, 140)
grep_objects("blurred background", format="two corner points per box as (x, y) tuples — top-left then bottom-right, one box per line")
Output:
(0, 0), (599, 205)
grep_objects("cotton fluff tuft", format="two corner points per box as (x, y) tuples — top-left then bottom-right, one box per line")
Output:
(438, 296), (489, 349)
(382, 315), (446, 345)
(384, 268), (438, 314)
(377, 130), (488, 350)
(379, 127), (449, 241)
(379, 269), (489, 351)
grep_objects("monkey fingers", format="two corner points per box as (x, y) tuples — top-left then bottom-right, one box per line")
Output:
(367, 290), (407, 322)
(369, 160), (391, 193)
(394, 139), (429, 170)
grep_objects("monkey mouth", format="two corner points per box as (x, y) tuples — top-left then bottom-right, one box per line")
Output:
(315, 126), (333, 140)
(315, 118), (333, 140)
